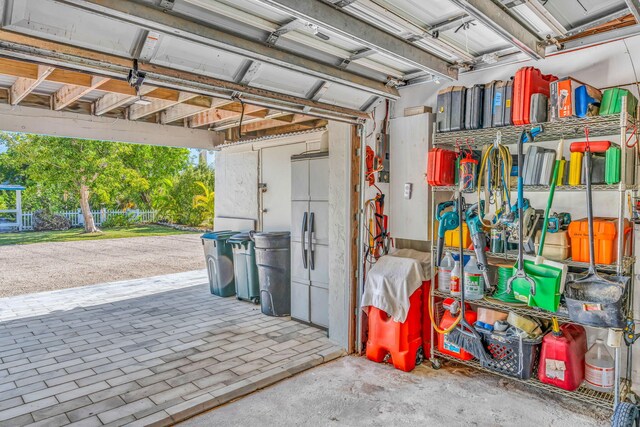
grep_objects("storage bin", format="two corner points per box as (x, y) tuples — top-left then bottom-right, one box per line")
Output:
(366, 282), (427, 372)
(444, 222), (471, 249)
(568, 152), (583, 186)
(600, 88), (638, 117)
(605, 145), (621, 185)
(427, 148), (457, 186)
(567, 218), (631, 264)
(534, 230), (570, 261)
(479, 329), (543, 380)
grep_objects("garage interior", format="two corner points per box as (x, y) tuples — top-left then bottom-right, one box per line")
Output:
(1, 0), (640, 426)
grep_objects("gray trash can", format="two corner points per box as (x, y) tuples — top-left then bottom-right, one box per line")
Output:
(201, 231), (237, 297)
(251, 231), (291, 317)
(228, 232), (260, 304)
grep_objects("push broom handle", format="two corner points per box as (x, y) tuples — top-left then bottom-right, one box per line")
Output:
(584, 151), (597, 274)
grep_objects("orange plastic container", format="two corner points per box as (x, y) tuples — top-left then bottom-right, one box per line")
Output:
(437, 303), (477, 361)
(421, 280), (433, 360)
(366, 282), (427, 372)
(567, 218), (631, 264)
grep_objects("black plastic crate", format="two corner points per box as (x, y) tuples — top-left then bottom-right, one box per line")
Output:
(478, 329), (542, 380)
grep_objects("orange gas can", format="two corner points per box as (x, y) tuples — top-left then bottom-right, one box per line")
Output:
(366, 282), (427, 372)
(437, 301), (477, 361)
(567, 218), (631, 264)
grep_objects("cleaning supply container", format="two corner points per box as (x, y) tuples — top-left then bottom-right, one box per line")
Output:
(584, 339), (615, 392)
(445, 223), (471, 249)
(438, 252), (454, 292)
(450, 261), (461, 297)
(201, 230), (238, 297)
(437, 299), (477, 360)
(463, 255), (484, 300)
(228, 232), (260, 304)
(538, 322), (587, 391)
(534, 230), (570, 261)
(568, 218), (631, 264)
(252, 231), (291, 317)
(366, 282), (427, 372)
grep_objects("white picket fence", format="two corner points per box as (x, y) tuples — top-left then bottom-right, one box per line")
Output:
(20, 209), (156, 231)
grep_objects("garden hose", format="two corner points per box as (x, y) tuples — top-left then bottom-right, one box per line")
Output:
(477, 141), (512, 228)
(428, 288), (462, 334)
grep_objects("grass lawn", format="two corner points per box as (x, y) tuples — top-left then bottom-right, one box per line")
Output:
(0, 224), (200, 246)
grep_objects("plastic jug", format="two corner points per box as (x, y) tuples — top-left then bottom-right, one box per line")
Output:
(437, 298), (477, 361)
(438, 252), (454, 292)
(450, 261), (461, 297)
(538, 322), (587, 391)
(463, 255), (484, 300)
(584, 339), (615, 392)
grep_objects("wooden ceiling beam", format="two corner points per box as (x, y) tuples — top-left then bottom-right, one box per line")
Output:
(53, 76), (109, 111)
(240, 114), (315, 133)
(129, 91), (199, 121)
(189, 103), (268, 128)
(161, 98), (230, 124)
(94, 86), (156, 116)
(9, 65), (54, 105)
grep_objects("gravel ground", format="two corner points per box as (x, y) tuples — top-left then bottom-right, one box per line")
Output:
(184, 356), (608, 427)
(0, 234), (205, 297)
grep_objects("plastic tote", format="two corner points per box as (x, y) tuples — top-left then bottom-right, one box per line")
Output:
(201, 231), (238, 297)
(251, 231), (291, 317)
(228, 233), (260, 304)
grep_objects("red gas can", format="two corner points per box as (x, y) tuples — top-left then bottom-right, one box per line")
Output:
(366, 282), (426, 372)
(437, 300), (477, 361)
(512, 67), (558, 125)
(421, 280), (432, 359)
(538, 323), (587, 391)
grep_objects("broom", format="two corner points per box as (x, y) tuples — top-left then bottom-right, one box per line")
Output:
(446, 191), (491, 363)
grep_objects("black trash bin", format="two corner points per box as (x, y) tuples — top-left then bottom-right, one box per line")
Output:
(251, 231), (291, 316)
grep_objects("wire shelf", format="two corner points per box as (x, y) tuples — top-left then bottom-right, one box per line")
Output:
(433, 114), (636, 147)
(431, 350), (628, 410)
(435, 246), (635, 273)
(431, 184), (632, 192)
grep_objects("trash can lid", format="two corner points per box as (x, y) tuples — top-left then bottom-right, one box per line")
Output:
(201, 230), (238, 240)
(228, 232), (252, 243)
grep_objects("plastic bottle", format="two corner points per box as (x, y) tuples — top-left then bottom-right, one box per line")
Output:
(450, 261), (461, 297)
(463, 255), (485, 300)
(438, 252), (454, 292)
(584, 339), (615, 392)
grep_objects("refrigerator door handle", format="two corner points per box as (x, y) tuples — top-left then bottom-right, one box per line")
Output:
(301, 211), (308, 269)
(309, 212), (315, 270)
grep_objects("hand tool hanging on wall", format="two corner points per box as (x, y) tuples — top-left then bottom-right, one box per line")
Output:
(435, 200), (459, 265)
(477, 131), (512, 227)
(465, 202), (491, 287)
(446, 191), (491, 362)
(364, 193), (390, 262)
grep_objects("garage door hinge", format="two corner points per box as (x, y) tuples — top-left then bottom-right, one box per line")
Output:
(159, 0), (175, 10)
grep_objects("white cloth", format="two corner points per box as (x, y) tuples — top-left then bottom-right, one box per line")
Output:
(361, 249), (432, 323)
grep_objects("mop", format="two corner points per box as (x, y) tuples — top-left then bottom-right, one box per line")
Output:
(445, 191), (491, 363)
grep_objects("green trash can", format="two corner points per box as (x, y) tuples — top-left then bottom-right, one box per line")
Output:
(228, 233), (260, 304)
(201, 231), (237, 297)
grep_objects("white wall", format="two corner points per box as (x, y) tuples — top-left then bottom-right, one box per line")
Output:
(389, 33), (640, 390)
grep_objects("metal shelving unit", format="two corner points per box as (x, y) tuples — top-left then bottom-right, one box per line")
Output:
(428, 103), (637, 412)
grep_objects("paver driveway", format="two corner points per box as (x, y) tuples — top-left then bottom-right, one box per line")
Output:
(0, 270), (342, 426)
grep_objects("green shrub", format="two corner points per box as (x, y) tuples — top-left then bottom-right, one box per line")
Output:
(101, 212), (139, 228)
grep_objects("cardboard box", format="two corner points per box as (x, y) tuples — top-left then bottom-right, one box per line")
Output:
(404, 106), (432, 116)
(550, 77), (583, 120)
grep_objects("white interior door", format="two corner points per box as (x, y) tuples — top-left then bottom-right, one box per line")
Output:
(261, 143), (307, 231)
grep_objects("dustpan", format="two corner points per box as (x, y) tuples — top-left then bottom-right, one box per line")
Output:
(564, 150), (629, 328)
(516, 141), (568, 312)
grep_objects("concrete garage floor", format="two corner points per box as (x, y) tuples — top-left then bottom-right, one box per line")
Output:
(0, 271), (342, 426)
(0, 234), (204, 297)
(184, 356), (609, 427)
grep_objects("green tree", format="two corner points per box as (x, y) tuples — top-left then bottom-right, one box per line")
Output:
(0, 134), (191, 232)
(193, 181), (215, 227)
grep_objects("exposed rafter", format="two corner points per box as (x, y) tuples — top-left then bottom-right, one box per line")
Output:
(449, 0), (545, 60)
(254, 0), (457, 79)
(94, 86), (155, 116)
(129, 91), (198, 121)
(240, 113), (315, 133)
(53, 0), (400, 99)
(53, 76), (108, 110)
(190, 104), (268, 128)
(9, 65), (54, 105)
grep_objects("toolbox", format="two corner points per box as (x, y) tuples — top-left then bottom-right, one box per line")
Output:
(436, 87), (452, 132)
(600, 88), (638, 116)
(530, 93), (549, 124)
(568, 152), (583, 186)
(538, 150), (556, 185)
(465, 84), (484, 130)
(575, 84), (602, 118)
(482, 80), (498, 128)
(444, 223), (471, 249)
(568, 218), (631, 264)
(605, 145), (621, 185)
(450, 86), (467, 131)
(427, 148), (457, 186)
(581, 153), (606, 184)
(493, 79), (513, 127)
(513, 67), (558, 126)
(534, 230), (570, 261)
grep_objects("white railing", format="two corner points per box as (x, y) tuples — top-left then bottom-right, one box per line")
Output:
(18, 209), (156, 231)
